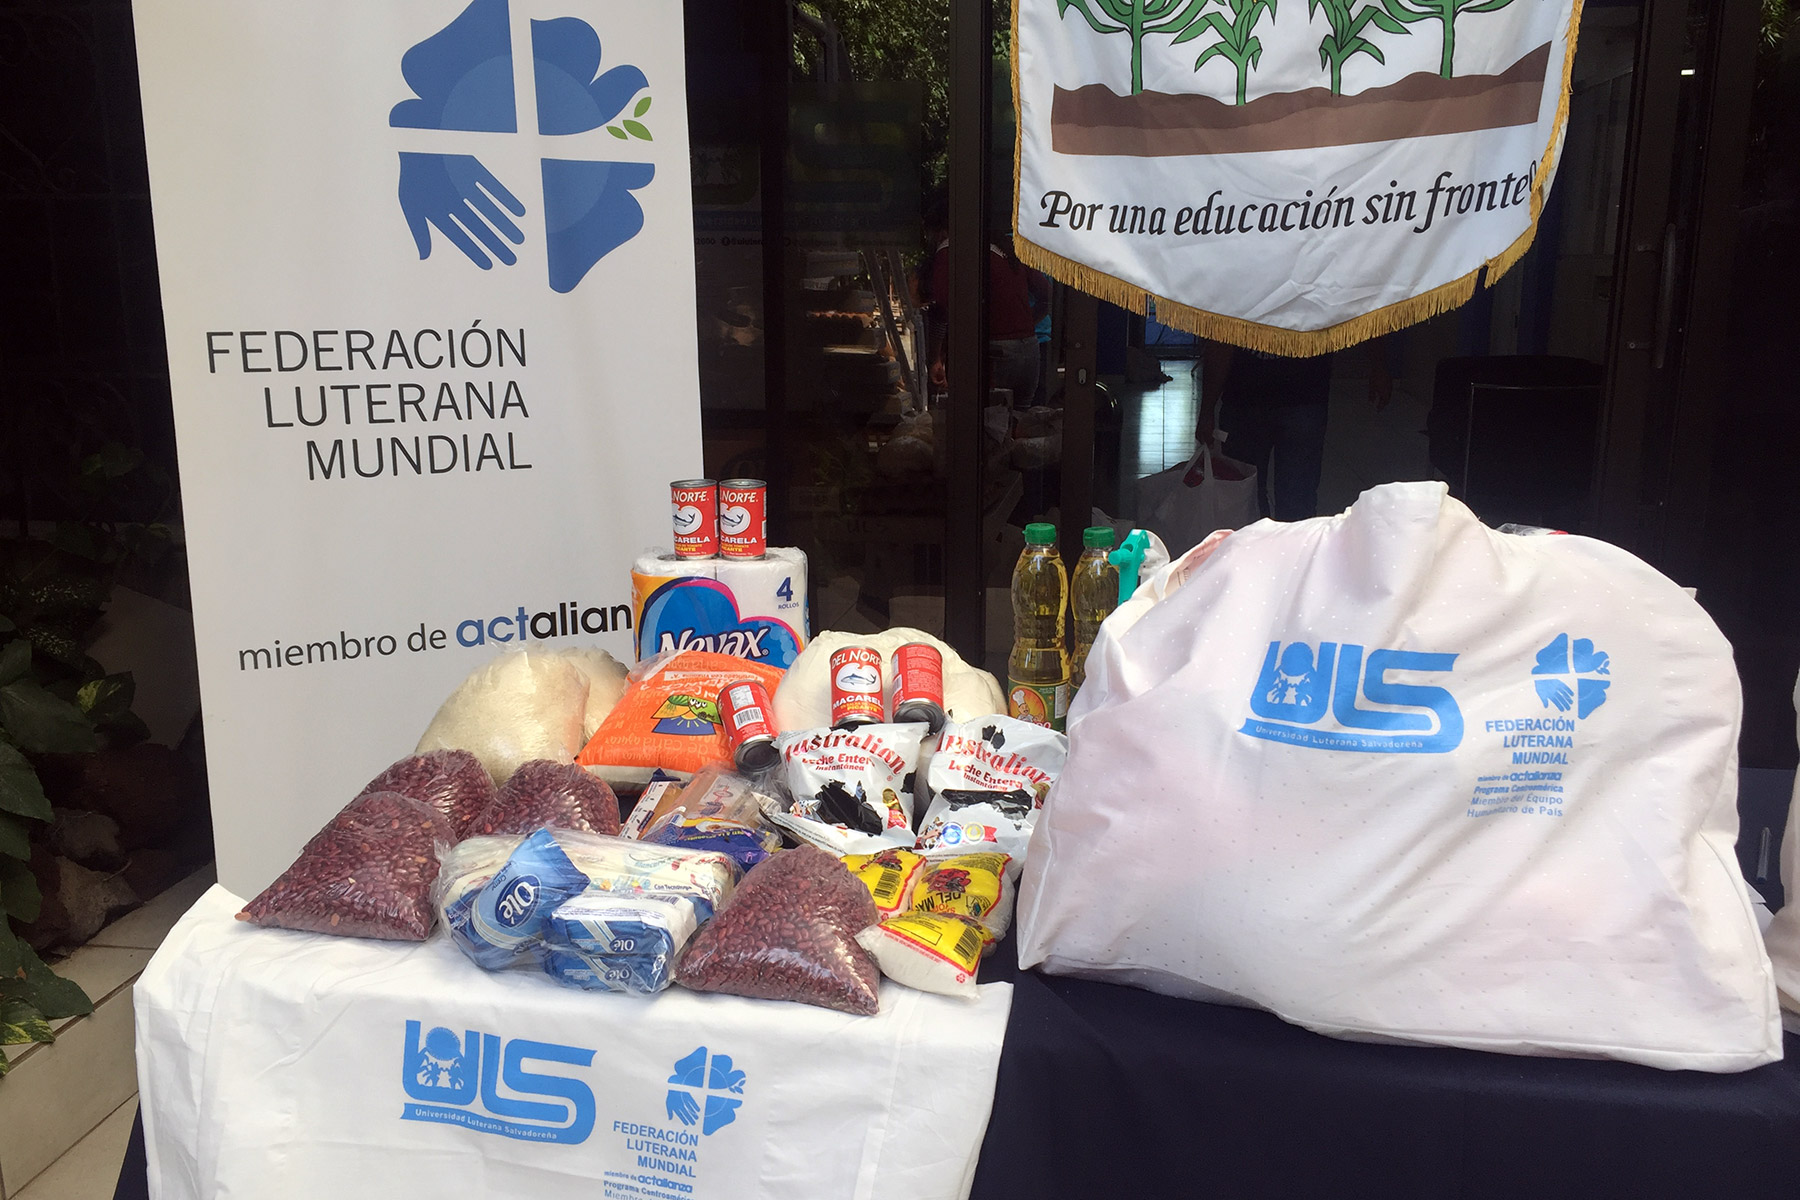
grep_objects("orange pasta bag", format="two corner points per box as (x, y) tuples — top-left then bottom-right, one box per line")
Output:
(576, 651), (785, 784)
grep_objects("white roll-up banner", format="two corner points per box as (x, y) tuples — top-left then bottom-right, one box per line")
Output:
(133, 0), (702, 895)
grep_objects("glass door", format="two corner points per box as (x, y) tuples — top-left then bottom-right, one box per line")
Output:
(685, 0), (951, 638)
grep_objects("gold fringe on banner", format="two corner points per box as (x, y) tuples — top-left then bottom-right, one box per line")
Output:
(1009, 0), (1587, 357)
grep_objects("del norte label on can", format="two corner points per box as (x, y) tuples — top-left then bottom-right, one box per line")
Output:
(830, 646), (884, 728)
(670, 479), (718, 558)
(718, 478), (767, 559)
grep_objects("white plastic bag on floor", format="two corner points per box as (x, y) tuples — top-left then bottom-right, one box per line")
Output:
(1018, 482), (1780, 1071)
(1757, 672), (1800, 1031)
(1137, 441), (1260, 556)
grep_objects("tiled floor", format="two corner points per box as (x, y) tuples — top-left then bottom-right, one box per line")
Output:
(0, 866), (216, 1200)
(12, 1101), (136, 1200)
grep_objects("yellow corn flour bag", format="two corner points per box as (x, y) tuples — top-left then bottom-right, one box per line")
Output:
(911, 852), (1014, 942)
(841, 849), (927, 918)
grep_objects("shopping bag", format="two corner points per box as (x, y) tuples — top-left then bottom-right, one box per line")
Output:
(1017, 481), (1780, 1071)
(1758, 672), (1800, 1030)
(1138, 441), (1260, 556)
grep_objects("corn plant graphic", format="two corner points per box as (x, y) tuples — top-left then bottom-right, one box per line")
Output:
(1309, 0), (1408, 94)
(1175, 0), (1278, 107)
(1056, 0), (1211, 96)
(1379, 0), (1517, 78)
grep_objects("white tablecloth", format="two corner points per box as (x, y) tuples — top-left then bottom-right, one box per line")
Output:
(137, 886), (1012, 1200)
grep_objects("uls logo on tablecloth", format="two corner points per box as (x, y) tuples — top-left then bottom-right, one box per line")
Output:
(399, 1019), (597, 1143)
(391, 0), (658, 292)
(663, 1045), (746, 1135)
(1239, 640), (1463, 753)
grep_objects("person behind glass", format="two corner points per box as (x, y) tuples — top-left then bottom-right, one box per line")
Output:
(1194, 339), (1391, 521)
(924, 227), (1049, 407)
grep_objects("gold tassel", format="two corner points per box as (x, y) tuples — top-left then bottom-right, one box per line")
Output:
(1008, 0), (1589, 356)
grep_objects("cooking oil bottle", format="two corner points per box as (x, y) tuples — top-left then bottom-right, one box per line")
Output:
(1070, 525), (1119, 696)
(1008, 522), (1069, 730)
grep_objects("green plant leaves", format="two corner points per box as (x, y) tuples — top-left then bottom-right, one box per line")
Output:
(634, 96), (652, 117)
(607, 125), (628, 138)
(0, 677), (97, 755)
(0, 816), (30, 862)
(80, 443), (145, 481)
(0, 642), (27, 688)
(76, 673), (132, 722)
(0, 999), (54, 1051)
(623, 120), (652, 141)
(0, 859), (42, 924)
(0, 929), (92, 1021)
(9, 963), (93, 1022)
(0, 745), (52, 824)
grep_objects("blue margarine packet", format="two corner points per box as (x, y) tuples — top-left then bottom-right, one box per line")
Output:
(445, 828), (590, 970)
(543, 947), (677, 995)
(542, 894), (698, 994)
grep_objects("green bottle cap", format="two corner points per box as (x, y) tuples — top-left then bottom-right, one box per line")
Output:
(1082, 525), (1115, 550)
(1024, 522), (1057, 545)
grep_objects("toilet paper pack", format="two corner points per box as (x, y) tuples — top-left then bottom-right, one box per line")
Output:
(631, 547), (809, 669)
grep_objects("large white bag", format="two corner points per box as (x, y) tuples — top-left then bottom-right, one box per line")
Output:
(1017, 482), (1780, 1071)
(1137, 441), (1260, 556)
(1757, 671), (1800, 1029)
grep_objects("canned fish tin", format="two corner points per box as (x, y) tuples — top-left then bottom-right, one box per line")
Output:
(719, 679), (780, 773)
(670, 479), (718, 558)
(718, 478), (768, 559)
(829, 647), (884, 729)
(892, 642), (947, 732)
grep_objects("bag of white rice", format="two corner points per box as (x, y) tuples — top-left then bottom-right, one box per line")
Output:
(416, 648), (626, 784)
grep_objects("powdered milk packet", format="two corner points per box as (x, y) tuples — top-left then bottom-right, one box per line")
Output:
(917, 716), (1066, 862)
(772, 725), (927, 855)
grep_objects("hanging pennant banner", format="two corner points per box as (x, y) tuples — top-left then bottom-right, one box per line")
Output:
(1014, 0), (1582, 353)
(133, 0), (702, 896)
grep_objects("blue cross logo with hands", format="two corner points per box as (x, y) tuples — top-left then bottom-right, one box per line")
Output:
(390, 0), (657, 292)
(664, 1045), (746, 1136)
(1531, 632), (1611, 719)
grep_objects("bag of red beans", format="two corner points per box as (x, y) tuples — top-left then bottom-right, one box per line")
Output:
(466, 759), (621, 838)
(238, 790), (454, 941)
(357, 748), (495, 840)
(675, 844), (882, 1015)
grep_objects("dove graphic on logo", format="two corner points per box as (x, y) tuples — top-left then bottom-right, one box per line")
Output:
(719, 505), (751, 536)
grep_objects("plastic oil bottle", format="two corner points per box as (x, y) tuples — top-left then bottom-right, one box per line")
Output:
(1070, 525), (1119, 696)
(1008, 522), (1070, 731)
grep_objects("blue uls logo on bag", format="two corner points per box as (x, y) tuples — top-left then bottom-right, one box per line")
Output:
(401, 1021), (596, 1143)
(1240, 641), (1463, 753)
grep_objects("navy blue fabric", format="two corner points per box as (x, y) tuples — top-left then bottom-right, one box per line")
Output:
(971, 836), (1800, 1200)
